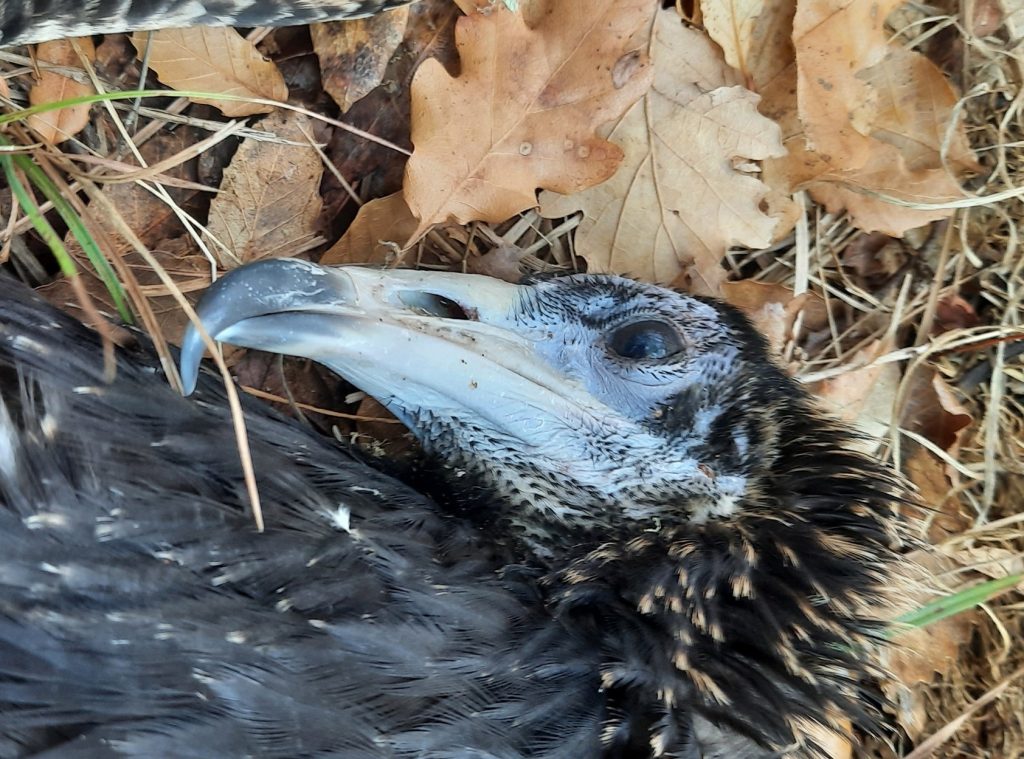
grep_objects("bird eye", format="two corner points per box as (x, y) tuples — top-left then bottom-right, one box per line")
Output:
(607, 320), (683, 360)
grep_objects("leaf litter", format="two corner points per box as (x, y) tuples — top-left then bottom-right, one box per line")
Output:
(2, 0), (1023, 755)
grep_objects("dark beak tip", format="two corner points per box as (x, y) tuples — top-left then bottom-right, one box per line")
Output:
(177, 259), (340, 397)
(179, 327), (203, 396)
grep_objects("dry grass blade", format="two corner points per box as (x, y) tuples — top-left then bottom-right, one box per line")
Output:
(78, 176), (265, 532)
(902, 664), (1024, 759)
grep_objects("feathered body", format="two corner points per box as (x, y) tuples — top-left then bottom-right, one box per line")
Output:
(0, 264), (909, 757)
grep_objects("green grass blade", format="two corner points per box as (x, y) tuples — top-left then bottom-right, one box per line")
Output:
(2, 152), (78, 279)
(1, 145), (132, 322)
(0, 90), (256, 127)
(897, 572), (1023, 630)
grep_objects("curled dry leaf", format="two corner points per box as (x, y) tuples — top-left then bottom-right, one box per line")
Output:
(810, 338), (901, 446)
(41, 128), (211, 344)
(40, 238), (210, 346)
(311, 6), (410, 113)
(882, 547), (1024, 739)
(27, 38), (96, 144)
(902, 369), (973, 453)
(903, 446), (969, 540)
(131, 27), (287, 117)
(714, 0), (975, 236)
(898, 368), (974, 538)
(720, 280), (826, 358)
(540, 11), (785, 292)
(206, 111), (324, 268)
(404, 0), (655, 237)
(321, 192), (419, 266)
(971, 0), (1004, 36)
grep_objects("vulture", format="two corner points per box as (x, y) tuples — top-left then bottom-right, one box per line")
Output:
(0, 260), (908, 757)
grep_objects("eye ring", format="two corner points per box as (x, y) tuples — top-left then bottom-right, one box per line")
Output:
(607, 319), (684, 360)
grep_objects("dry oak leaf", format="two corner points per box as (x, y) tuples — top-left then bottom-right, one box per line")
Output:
(720, 280), (826, 358)
(131, 27), (286, 117)
(64, 127), (208, 261)
(881, 553), (973, 740)
(702, 0), (796, 98)
(791, 0), (975, 234)
(700, 0), (802, 242)
(45, 127), (211, 344)
(311, 6), (410, 113)
(321, 192), (419, 266)
(28, 38), (96, 144)
(710, 0), (975, 235)
(700, 0), (767, 80)
(206, 111), (324, 268)
(898, 370), (973, 540)
(809, 338), (900, 446)
(403, 0), (655, 237)
(540, 12), (785, 292)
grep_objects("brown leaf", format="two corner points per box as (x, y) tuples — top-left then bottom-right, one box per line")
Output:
(66, 128), (206, 261)
(28, 38), (96, 144)
(131, 28), (287, 117)
(720, 280), (827, 357)
(206, 111), (324, 268)
(903, 447), (971, 540)
(540, 12), (785, 292)
(321, 0), (461, 222)
(452, 0), (492, 12)
(901, 369), (973, 454)
(465, 245), (528, 283)
(810, 339), (901, 443)
(40, 129), (210, 345)
(704, 0), (795, 98)
(770, 0), (974, 235)
(972, 0), (1004, 36)
(312, 7), (410, 113)
(404, 0), (655, 235)
(934, 294), (981, 333)
(886, 612), (973, 738)
(321, 192), (418, 266)
(720, 0), (976, 235)
(233, 353), (352, 430)
(94, 34), (136, 79)
(700, 0), (767, 81)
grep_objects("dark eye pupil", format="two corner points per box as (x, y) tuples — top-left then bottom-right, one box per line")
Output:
(608, 320), (682, 360)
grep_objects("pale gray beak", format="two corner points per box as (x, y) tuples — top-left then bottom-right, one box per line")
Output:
(180, 260), (588, 446)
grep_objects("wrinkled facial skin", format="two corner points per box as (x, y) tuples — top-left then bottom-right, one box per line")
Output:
(384, 275), (783, 550)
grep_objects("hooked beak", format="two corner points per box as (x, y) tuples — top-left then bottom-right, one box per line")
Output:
(180, 260), (584, 447)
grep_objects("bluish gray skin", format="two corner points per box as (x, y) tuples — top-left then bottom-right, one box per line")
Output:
(179, 260), (908, 754)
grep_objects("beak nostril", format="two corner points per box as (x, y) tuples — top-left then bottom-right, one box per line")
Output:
(399, 291), (472, 321)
